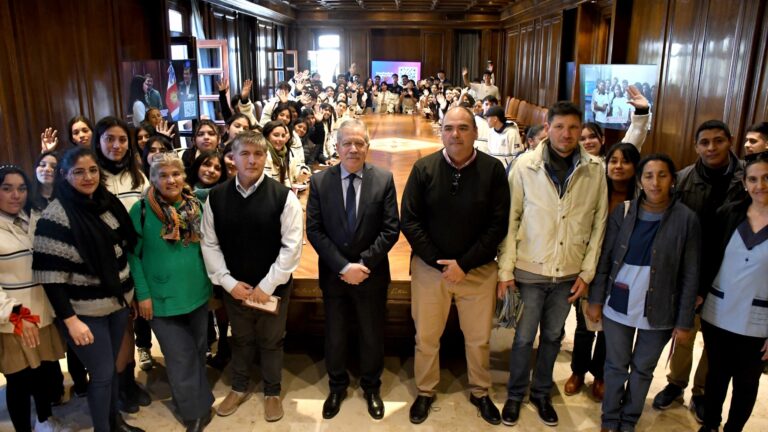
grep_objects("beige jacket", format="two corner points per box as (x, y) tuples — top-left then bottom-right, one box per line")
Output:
(0, 212), (56, 333)
(498, 141), (608, 283)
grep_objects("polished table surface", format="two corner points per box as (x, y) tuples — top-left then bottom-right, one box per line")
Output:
(293, 113), (443, 288)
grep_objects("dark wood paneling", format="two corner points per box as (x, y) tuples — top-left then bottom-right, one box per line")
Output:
(422, 31), (445, 77)
(0, 0), (156, 171)
(540, 14), (562, 107)
(346, 29), (370, 79)
(518, 20), (537, 102)
(747, 2), (768, 125)
(503, 26), (520, 99)
(370, 29), (422, 61)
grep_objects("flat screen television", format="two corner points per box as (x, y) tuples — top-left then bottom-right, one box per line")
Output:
(121, 59), (199, 126)
(580, 64), (658, 130)
(370, 60), (421, 84)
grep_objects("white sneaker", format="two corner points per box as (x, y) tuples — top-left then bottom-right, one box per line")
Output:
(34, 416), (73, 432)
(138, 347), (154, 371)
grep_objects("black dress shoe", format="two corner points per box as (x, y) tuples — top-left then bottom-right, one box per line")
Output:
(322, 392), (346, 419)
(530, 397), (558, 426)
(365, 392), (385, 419)
(185, 409), (213, 432)
(469, 394), (501, 425)
(409, 395), (435, 424)
(501, 399), (522, 426)
(112, 414), (145, 432)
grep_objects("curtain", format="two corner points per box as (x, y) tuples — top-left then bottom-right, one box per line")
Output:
(453, 31), (480, 88)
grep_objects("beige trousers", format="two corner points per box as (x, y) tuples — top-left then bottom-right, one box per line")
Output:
(411, 256), (497, 398)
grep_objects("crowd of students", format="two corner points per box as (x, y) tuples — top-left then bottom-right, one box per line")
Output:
(0, 63), (767, 432)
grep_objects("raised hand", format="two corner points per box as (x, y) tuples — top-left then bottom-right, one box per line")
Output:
(156, 120), (176, 138)
(241, 79), (253, 101)
(626, 85), (650, 110)
(462, 67), (468, 76)
(40, 127), (58, 152)
(217, 78), (230, 93)
(277, 88), (289, 103)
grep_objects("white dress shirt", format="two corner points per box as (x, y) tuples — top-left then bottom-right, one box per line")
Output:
(201, 173), (304, 295)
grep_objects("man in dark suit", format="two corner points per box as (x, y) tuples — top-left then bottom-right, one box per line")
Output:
(306, 118), (400, 420)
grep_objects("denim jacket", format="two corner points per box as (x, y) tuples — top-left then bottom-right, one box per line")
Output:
(589, 197), (701, 329)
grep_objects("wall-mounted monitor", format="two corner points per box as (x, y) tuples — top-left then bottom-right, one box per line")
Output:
(580, 64), (658, 131)
(121, 60), (199, 126)
(370, 60), (421, 84)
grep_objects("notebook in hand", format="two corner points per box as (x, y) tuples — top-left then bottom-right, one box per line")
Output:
(243, 295), (281, 315)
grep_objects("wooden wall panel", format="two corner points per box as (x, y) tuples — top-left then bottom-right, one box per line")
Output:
(346, 29), (370, 79)
(747, 2), (768, 125)
(422, 31), (445, 77)
(504, 26), (520, 99)
(370, 29), (421, 61)
(538, 14), (562, 107)
(0, 0), (156, 171)
(627, 0), (765, 163)
(518, 20), (537, 102)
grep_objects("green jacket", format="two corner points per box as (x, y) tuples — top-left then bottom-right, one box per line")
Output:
(128, 197), (211, 317)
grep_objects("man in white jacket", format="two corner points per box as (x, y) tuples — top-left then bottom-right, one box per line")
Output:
(496, 101), (608, 427)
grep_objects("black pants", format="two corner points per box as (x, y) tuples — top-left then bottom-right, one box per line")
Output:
(571, 301), (606, 379)
(134, 315), (153, 349)
(702, 320), (764, 432)
(5, 362), (57, 431)
(323, 278), (387, 394)
(223, 282), (291, 395)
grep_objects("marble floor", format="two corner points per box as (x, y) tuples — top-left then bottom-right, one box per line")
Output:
(1, 311), (767, 432)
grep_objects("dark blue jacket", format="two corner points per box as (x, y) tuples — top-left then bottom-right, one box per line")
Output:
(589, 197), (701, 329)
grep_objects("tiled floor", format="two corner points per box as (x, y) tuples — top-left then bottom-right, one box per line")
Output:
(1, 311), (766, 431)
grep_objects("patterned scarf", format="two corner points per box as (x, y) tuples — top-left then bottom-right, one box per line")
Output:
(268, 142), (289, 184)
(147, 185), (202, 246)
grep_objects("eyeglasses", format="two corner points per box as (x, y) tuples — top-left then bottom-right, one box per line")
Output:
(450, 171), (461, 196)
(69, 167), (100, 179)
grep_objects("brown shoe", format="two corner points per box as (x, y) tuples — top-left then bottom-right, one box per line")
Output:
(564, 373), (585, 395)
(216, 391), (251, 417)
(264, 395), (284, 422)
(592, 378), (605, 401)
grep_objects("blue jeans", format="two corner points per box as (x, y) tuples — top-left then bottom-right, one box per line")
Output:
(506, 281), (573, 400)
(602, 316), (671, 431)
(59, 308), (130, 432)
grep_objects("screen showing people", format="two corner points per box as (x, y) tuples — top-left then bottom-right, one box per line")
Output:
(370, 60), (421, 84)
(121, 59), (199, 126)
(580, 64), (658, 130)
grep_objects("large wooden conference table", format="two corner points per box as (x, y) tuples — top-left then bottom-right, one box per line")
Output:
(287, 113), (445, 337)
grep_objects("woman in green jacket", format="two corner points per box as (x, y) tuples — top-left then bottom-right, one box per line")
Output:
(127, 153), (214, 431)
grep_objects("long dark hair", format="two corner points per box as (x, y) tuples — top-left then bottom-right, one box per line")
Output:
(30, 151), (59, 211)
(92, 116), (145, 189)
(133, 123), (156, 151)
(187, 150), (227, 188)
(0, 164), (33, 215)
(637, 153), (677, 199)
(605, 142), (641, 200)
(582, 122), (606, 155)
(54, 147), (103, 197)
(129, 75), (147, 109)
(223, 113), (252, 143)
(263, 120), (291, 184)
(67, 115), (94, 147)
(271, 103), (292, 123)
(141, 134), (173, 177)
